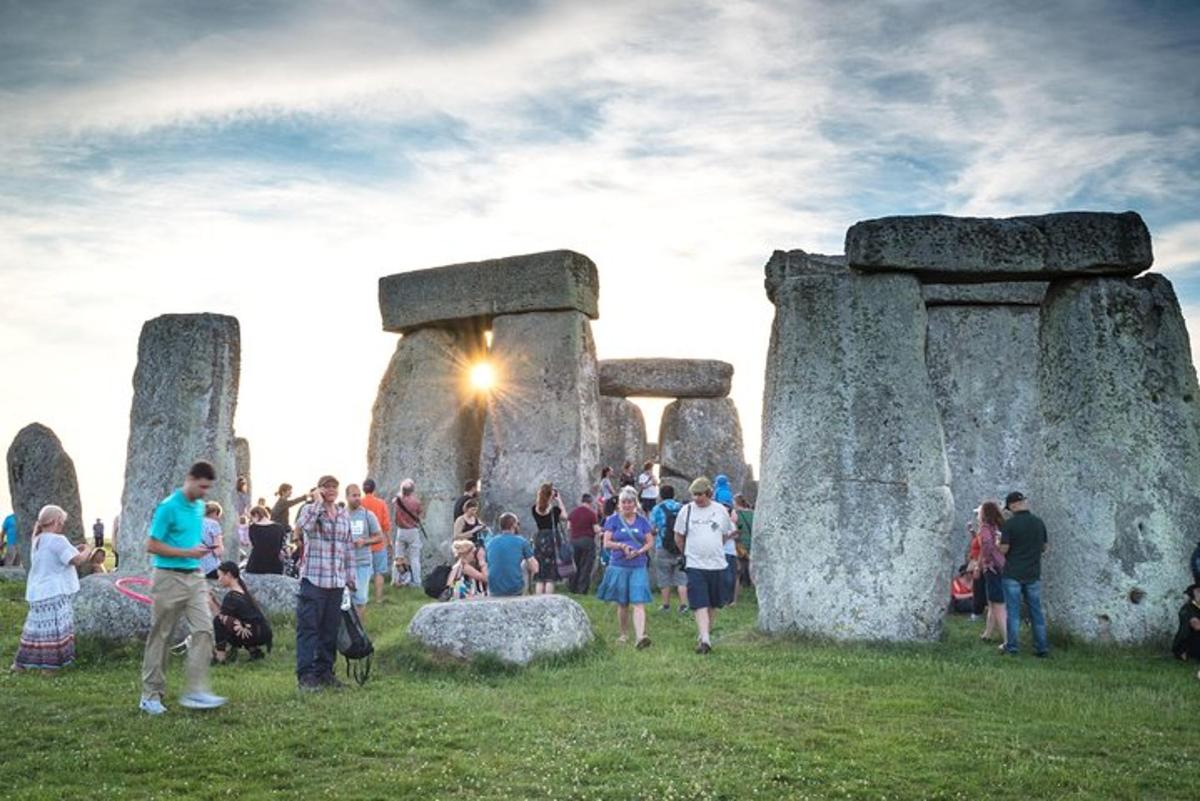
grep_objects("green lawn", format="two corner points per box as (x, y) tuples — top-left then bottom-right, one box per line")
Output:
(0, 580), (1195, 800)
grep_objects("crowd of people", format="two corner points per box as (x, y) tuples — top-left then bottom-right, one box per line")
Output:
(10, 454), (1200, 705)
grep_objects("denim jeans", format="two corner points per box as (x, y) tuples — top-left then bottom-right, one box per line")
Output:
(295, 579), (343, 679)
(1002, 577), (1048, 655)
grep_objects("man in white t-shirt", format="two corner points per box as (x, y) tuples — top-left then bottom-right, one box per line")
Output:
(674, 476), (736, 654)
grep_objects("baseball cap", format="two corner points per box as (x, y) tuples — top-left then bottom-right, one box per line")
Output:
(689, 476), (713, 496)
(1004, 491), (1027, 510)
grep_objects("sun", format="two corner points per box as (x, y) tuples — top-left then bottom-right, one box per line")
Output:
(468, 361), (497, 392)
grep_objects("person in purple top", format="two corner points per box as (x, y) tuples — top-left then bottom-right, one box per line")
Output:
(595, 487), (653, 649)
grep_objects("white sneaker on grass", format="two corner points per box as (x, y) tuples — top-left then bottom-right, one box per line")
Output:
(179, 692), (227, 710)
(139, 697), (167, 715)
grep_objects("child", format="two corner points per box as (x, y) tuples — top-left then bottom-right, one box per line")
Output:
(76, 546), (108, 577)
(447, 540), (486, 600)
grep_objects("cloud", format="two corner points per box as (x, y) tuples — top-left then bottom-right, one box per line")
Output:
(2, 0), (1199, 517)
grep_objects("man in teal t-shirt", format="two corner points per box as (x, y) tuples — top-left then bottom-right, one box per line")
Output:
(2, 513), (18, 567)
(139, 461), (227, 715)
(485, 513), (538, 597)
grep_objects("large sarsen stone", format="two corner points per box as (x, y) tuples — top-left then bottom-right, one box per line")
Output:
(480, 311), (600, 535)
(598, 397), (647, 476)
(1034, 274), (1200, 643)
(7, 423), (85, 563)
(598, 359), (733, 399)
(407, 595), (593, 665)
(755, 250), (954, 641)
(846, 211), (1152, 281)
(368, 326), (486, 573)
(118, 314), (240, 574)
(926, 304), (1042, 556)
(379, 250), (599, 334)
(658, 398), (747, 492)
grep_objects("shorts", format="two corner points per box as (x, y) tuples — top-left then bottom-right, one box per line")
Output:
(653, 549), (687, 588)
(353, 564), (372, 605)
(371, 549), (390, 576)
(686, 567), (727, 611)
(984, 571), (1004, 603)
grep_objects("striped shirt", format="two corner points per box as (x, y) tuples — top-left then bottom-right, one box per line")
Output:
(297, 502), (355, 589)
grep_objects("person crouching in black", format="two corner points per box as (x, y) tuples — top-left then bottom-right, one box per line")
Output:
(209, 561), (273, 663)
(1173, 583), (1200, 664)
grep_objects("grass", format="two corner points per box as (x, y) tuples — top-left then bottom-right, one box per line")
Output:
(0, 580), (1196, 801)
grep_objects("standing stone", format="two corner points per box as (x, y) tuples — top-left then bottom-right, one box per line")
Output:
(481, 311), (600, 535)
(756, 250), (953, 641)
(598, 397), (647, 477)
(368, 326), (486, 574)
(7, 423), (84, 565)
(658, 398), (747, 492)
(1034, 274), (1200, 643)
(118, 314), (240, 574)
(926, 303), (1042, 556)
(234, 437), (251, 499)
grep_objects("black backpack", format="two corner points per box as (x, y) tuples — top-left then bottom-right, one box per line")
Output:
(337, 604), (374, 685)
(423, 564), (452, 600)
(660, 504), (682, 555)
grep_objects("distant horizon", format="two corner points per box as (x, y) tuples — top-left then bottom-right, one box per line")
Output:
(3, 0), (1199, 524)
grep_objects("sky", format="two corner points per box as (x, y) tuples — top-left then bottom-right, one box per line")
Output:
(2, 0), (1199, 523)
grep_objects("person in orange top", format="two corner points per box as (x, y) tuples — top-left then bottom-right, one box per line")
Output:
(361, 479), (392, 604)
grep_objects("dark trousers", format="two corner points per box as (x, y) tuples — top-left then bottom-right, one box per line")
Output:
(214, 616), (270, 651)
(569, 538), (596, 594)
(296, 579), (342, 679)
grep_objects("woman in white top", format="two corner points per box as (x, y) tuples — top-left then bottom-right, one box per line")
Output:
(637, 461), (659, 515)
(11, 505), (94, 672)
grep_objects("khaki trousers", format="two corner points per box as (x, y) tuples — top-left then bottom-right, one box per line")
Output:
(140, 569), (213, 700)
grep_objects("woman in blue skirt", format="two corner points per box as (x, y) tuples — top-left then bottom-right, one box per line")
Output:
(596, 487), (653, 649)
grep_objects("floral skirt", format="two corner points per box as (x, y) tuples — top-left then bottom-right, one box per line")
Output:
(14, 594), (76, 670)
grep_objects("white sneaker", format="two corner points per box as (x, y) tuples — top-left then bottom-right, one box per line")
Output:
(179, 692), (227, 710)
(139, 697), (167, 715)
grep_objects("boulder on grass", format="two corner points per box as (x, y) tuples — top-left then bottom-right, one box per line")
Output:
(73, 574), (153, 641)
(407, 594), (593, 666)
(73, 573), (300, 641)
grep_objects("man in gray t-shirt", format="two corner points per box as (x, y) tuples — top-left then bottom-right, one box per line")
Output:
(345, 484), (382, 623)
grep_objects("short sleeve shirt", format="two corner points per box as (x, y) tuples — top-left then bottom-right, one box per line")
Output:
(3, 514), (17, 546)
(675, 501), (734, 571)
(567, 506), (598, 540)
(26, 533), (80, 603)
(485, 533), (535, 597)
(200, 518), (223, 575)
(1000, 511), (1048, 582)
(348, 507), (382, 566)
(603, 513), (651, 568)
(149, 489), (205, 571)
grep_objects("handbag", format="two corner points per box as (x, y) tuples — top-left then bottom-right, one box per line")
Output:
(553, 513), (576, 578)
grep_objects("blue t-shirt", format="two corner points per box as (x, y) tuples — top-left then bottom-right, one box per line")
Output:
(485, 533), (534, 597)
(649, 500), (682, 549)
(2, 514), (17, 546)
(604, 513), (651, 569)
(149, 489), (205, 570)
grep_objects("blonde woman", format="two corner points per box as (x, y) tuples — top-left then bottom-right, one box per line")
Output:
(11, 505), (93, 673)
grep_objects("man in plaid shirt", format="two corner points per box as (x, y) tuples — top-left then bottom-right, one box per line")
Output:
(295, 475), (356, 691)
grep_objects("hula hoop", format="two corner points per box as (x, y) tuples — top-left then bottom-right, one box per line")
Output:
(114, 576), (153, 606)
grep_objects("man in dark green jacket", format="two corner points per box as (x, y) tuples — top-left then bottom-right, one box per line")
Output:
(998, 491), (1049, 657)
